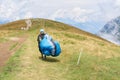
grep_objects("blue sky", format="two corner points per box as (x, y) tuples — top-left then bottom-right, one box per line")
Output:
(0, 0), (120, 33)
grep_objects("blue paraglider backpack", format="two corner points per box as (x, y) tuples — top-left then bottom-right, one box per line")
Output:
(39, 34), (61, 57)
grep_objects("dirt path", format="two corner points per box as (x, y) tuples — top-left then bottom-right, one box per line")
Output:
(0, 36), (27, 68)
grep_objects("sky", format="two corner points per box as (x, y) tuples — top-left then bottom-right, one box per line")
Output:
(0, 0), (120, 33)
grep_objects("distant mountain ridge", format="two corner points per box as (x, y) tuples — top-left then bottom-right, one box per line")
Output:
(0, 19), (10, 24)
(55, 18), (103, 34)
(98, 16), (120, 45)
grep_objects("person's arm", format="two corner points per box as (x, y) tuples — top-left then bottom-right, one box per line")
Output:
(45, 34), (53, 40)
(38, 34), (43, 43)
(37, 35), (39, 42)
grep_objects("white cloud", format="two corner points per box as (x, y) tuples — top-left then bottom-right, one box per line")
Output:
(14, 16), (20, 21)
(0, 0), (120, 30)
(97, 0), (120, 22)
(0, 0), (120, 22)
(115, 0), (120, 6)
(0, 0), (33, 21)
(24, 12), (33, 19)
(50, 7), (94, 23)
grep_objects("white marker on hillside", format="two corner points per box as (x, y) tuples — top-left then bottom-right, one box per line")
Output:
(77, 48), (83, 65)
(25, 19), (32, 30)
(21, 19), (32, 30)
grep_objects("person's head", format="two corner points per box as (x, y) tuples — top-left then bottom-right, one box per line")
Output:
(40, 29), (45, 34)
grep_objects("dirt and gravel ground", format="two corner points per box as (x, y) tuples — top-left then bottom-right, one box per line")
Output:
(0, 36), (27, 68)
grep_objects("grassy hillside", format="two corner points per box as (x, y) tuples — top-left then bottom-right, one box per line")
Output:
(0, 19), (120, 80)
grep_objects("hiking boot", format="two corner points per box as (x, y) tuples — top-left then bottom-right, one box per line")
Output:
(42, 55), (46, 60)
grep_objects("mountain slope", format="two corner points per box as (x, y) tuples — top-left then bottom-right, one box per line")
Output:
(0, 19), (120, 80)
(0, 18), (110, 42)
(98, 16), (120, 45)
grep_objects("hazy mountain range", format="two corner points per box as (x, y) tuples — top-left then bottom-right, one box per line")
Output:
(0, 19), (9, 24)
(55, 18), (104, 34)
(98, 16), (120, 45)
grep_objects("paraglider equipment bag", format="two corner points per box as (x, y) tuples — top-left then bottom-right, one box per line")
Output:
(39, 37), (61, 57)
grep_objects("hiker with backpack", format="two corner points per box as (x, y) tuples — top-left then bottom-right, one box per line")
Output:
(37, 29), (55, 59)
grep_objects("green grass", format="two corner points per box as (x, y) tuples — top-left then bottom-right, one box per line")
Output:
(9, 42), (18, 50)
(0, 38), (8, 43)
(0, 45), (25, 80)
(0, 19), (120, 80)
(63, 53), (120, 80)
(63, 32), (87, 41)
